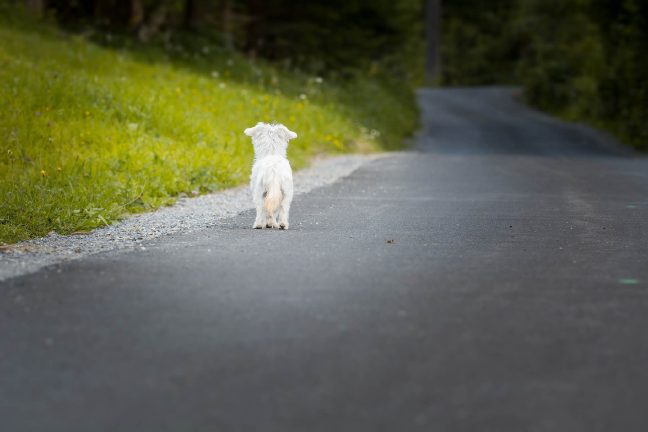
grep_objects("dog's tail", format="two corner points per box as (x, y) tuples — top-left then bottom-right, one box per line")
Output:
(264, 179), (283, 215)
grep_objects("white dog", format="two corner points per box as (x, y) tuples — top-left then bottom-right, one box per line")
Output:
(244, 122), (297, 229)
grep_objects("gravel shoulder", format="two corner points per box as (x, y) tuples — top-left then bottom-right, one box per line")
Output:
(0, 154), (379, 282)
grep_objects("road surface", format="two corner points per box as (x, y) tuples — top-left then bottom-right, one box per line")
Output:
(2, 87), (648, 431)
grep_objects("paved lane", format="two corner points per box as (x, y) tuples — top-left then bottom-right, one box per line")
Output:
(2, 87), (648, 431)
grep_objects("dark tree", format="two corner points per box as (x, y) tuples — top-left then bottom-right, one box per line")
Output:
(425, 0), (441, 84)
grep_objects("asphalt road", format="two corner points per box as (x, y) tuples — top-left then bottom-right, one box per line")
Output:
(2, 87), (648, 432)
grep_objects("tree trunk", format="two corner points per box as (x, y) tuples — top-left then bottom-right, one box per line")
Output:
(184, 0), (198, 29)
(425, 0), (442, 85)
(25, 0), (45, 17)
(137, 2), (168, 42)
(130, 0), (144, 29)
(222, 0), (234, 50)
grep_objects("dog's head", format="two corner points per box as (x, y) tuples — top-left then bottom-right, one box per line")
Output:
(244, 122), (297, 158)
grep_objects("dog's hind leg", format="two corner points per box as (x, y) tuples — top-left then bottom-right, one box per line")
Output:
(278, 202), (290, 230)
(253, 191), (265, 229)
(253, 206), (265, 229)
(278, 188), (293, 230)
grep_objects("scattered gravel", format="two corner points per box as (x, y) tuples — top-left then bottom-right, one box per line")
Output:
(0, 154), (379, 282)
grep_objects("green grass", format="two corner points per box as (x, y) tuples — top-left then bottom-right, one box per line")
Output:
(0, 8), (418, 244)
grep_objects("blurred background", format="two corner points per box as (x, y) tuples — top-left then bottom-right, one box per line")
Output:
(17, 0), (426, 82)
(441, 0), (648, 151)
(8, 0), (647, 152)
(14, 0), (648, 153)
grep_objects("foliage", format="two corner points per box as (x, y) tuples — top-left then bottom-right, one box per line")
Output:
(237, 0), (425, 86)
(441, 0), (648, 151)
(514, 0), (606, 117)
(0, 7), (418, 243)
(441, 0), (520, 85)
(21, 0), (425, 86)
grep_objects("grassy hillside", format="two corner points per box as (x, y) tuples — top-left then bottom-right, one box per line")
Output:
(0, 9), (418, 244)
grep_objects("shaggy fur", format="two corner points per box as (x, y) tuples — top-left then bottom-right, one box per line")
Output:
(244, 122), (297, 229)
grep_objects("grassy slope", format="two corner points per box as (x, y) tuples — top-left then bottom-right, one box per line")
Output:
(0, 11), (418, 244)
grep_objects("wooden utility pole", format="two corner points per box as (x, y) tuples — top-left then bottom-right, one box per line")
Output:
(425, 0), (442, 85)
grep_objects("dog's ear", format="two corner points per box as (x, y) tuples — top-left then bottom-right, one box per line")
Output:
(244, 122), (264, 137)
(277, 125), (298, 141)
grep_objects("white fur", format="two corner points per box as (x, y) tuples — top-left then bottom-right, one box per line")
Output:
(244, 122), (297, 229)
